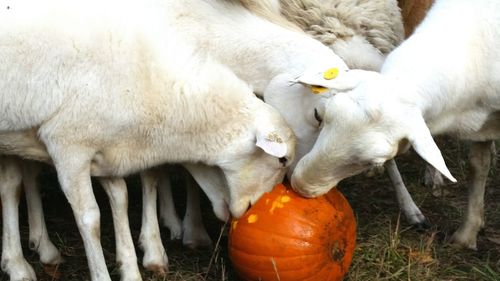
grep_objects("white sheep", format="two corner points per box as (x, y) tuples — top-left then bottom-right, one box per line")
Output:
(155, 0), (428, 233)
(5, 0), (418, 274)
(252, 0), (430, 227)
(291, 0), (499, 250)
(163, 0), (403, 193)
(133, 0), (341, 271)
(141, 4), (423, 270)
(278, 0), (404, 71)
(0, 1), (296, 280)
(8, 0), (419, 273)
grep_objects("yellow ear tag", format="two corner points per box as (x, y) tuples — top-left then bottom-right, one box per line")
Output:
(311, 85), (329, 94)
(323, 67), (339, 80)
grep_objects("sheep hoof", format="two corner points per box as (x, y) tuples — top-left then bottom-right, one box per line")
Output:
(142, 250), (168, 276)
(161, 217), (183, 240)
(412, 220), (432, 233)
(2, 257), (37, 281)
(183, 235), (213, 250)
(450, 231), (478, 250)
(143, 262), (168, 276)
(182, 221), (213, 250)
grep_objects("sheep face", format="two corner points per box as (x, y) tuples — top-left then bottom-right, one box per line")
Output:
(290, 72), (455, 197)
(222, 147), (291, 218)
(291, 89), (400, 197)
(193, 146), (293, 221)
(263, 73), (329, 175)
(216, 104), (296, 219)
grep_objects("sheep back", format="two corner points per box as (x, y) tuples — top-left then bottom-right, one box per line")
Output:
(279, 0), (405, 55)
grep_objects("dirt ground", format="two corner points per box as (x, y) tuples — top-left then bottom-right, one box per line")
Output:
(1, 137), (499, 281)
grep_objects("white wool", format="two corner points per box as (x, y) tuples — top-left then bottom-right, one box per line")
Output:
(0, 1), (296, 280)
(292, 0), (500, 250)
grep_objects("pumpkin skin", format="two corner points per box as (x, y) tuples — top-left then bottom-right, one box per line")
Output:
(228, 183), (356, 281)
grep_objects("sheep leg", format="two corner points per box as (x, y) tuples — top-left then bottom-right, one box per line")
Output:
(157, 167), (183, 240)
(22, 161), (63, 265)
(423, 165), (447, 197)
(182, 171), (212, 249)
(139, 169), (168, 275)
(0, 157), (37, 281)
(52, 150), (111, 281)
(385, 159), (429, 228)
(183, 163), (230, 222)
(451, 141), (493, 250)
(157, 166), (211, 248)
(98, 177), (142, 281)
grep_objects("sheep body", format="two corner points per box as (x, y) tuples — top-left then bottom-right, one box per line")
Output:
(167, 0), (348, 96)
(1, 0), (294, 177)
(291, 0), (500, 249)
(277, 0), (404, 70)
(239, 0), (404, 70)
(0, 1), (295, 280)
(234, 0), (427, 227)
(154, 0), (426, 237)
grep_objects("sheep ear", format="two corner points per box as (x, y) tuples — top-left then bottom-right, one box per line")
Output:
(295, 69), (378, 92)
(256, 131), (287, 158)
(408, 116), (457, 183)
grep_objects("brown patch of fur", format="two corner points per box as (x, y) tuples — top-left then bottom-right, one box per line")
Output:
(398, 0), (435, 37)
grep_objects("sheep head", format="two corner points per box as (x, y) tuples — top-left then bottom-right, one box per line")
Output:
(290, 70), (456, 197)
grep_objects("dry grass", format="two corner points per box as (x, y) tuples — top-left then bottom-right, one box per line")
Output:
(343, 138), (500, 281)
(1, 137), (499, 281)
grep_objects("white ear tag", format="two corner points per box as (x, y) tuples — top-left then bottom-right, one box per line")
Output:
(293, 68), (378, 93)
(294, 67), (340, 88)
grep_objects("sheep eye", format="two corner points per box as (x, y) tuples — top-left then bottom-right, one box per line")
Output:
(314, 108), (323, 125)
(278, 157), (288, 167)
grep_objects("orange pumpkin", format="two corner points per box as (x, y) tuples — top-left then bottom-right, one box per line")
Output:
(228, 183), (356, 281)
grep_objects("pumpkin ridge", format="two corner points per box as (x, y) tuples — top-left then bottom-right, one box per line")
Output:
(233, 225), (325, 246)
(230, 255), (330, 274)
(247, 208), (332, 229)
(239, 213), (323, 230)
(230, 240), (322, 256)
(230, 260), (328, 275)
(230, 247), (325, 259)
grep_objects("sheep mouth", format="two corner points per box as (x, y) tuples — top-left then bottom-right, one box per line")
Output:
(229, 199), (252, 219)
